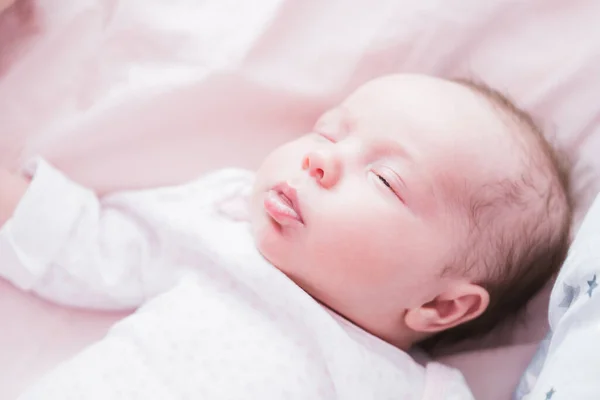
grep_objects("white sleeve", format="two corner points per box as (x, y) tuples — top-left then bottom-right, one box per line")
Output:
(0, 160), (189, 310)
(422, 362), (475, 400)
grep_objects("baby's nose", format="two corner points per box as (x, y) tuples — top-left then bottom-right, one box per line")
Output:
(302, 149), (341, 188)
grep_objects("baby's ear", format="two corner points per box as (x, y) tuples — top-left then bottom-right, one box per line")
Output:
(404, 282), (489, 334)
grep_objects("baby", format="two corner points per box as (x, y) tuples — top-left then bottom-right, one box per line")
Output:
(0, 74), (571, 399)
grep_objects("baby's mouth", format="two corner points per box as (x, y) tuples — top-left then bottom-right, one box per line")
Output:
(264, 182), (304, 227)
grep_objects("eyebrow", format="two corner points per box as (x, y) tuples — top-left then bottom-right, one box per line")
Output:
(370, 137), (415, 163)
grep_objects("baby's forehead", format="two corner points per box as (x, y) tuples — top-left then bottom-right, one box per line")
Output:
(343, 74), (479, 111)
(334, 75), (518, 165)
(338, 75), (505, 141)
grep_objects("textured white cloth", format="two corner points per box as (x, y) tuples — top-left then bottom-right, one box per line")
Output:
(0, 160), (473, 399)
(514, 195), (600, 400)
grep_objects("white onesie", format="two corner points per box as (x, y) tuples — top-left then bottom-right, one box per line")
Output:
(0, 160), (474, 400)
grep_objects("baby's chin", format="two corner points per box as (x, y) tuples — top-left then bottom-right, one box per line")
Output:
(251, 215), (298, 279)
(250, 208), (280, 263)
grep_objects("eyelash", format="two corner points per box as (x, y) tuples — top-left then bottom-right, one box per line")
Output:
(374, 170), (404, 202)
(378, 175), (392, 190)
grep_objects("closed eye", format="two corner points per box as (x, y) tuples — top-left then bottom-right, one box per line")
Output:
(378, 175), (392, 189)
(372, 168), (406, 203)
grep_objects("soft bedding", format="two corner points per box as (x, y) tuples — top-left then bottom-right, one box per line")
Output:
(2, 1), (600, 399)
(514, 194), (600, 399)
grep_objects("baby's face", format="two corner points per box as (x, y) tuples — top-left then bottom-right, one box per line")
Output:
(251, 74), (518, 344)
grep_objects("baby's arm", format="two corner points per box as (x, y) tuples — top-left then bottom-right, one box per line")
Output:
(0, 160), (181, 311)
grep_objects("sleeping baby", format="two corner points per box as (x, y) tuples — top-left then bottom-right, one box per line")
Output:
(0, 74), (571, 399)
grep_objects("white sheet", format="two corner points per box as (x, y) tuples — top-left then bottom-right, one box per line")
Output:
(515, 195), (600, 398)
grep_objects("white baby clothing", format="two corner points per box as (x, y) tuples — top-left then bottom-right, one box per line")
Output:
(0, 159), (474, 399)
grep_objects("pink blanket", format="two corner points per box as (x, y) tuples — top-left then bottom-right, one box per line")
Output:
(2, 1), (600, 399)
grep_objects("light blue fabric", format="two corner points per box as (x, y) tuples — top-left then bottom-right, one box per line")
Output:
(513, 194), (600, 399)
(513, 331), (552, 399)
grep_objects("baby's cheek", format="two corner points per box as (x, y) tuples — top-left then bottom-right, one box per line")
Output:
(308, 217), (395, 284)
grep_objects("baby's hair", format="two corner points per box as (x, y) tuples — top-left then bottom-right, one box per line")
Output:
(421, 78), (573, 350)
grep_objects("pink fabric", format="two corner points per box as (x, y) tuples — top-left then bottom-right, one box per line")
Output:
(438, 344), (539, 400)
(2, 0), (600, 398)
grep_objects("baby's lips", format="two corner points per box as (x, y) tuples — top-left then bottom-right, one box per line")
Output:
(264, 189), (304, 227)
